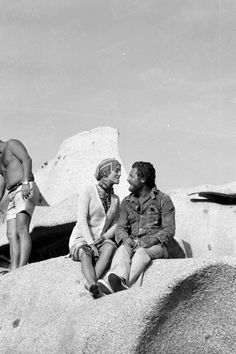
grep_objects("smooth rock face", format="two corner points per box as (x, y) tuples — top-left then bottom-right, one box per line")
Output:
(35, 126), (128, 205)
(170, 185), (236, 257)
(0, 257), (235, 353)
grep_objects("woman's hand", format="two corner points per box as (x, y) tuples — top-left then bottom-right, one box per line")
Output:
(93, 236), (105, 247)
(70, 244), (81, 261)
(81, 244), (99, 258)
(90, 244), (99, 258)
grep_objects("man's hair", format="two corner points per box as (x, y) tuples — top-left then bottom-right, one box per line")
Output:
(132, 161), (156, 188)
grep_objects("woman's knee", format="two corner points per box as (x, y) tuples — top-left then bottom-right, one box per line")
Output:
(80, 248), (93, 259)
(101, 242), (117, 255)
(134, 247), (152, 261)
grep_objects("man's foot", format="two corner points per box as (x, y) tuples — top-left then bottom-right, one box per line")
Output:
(97, 279), (114, 295)
(89, 284), (103, 299)
(108, 273), (128, 292)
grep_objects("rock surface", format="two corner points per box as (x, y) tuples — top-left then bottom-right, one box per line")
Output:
(0, 256), (235, 353)
(170, 185), (236, 257)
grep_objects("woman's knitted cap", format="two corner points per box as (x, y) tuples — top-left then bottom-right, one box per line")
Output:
(95, 158), (121, 181)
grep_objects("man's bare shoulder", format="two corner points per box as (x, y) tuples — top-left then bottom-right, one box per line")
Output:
(6, 139), (28, 154)
(7, 139), (25, 148)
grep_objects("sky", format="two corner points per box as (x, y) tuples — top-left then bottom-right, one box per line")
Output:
(0, 0), (235, 190)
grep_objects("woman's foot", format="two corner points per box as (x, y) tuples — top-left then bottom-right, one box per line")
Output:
(89, 283), (103, 299)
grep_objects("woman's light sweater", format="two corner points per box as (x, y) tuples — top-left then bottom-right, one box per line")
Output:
(69, 185), (119, 251)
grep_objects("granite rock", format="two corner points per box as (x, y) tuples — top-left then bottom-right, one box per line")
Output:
(0, 256), (235, 353)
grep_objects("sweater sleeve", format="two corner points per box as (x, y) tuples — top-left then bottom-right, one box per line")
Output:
(68, 186), (94, 251)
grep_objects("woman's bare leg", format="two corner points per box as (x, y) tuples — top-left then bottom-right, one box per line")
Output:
(80, 250), (97, 288)
(95, 242), (116, 279)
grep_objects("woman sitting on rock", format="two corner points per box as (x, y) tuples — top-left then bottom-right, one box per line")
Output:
(69, 158), (121, 299)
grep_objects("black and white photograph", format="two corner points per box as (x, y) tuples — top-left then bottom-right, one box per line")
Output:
(0, 1), (235, 353)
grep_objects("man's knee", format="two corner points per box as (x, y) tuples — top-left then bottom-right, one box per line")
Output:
(118, 244), (133, 254)
(16, 224), (30, 238)
(144, 245), (168, 259)
(6, 229), (16, 242)
(135, 247), (150, 257)
(134, 247), (152, 263)
(102, 241), (117, 252)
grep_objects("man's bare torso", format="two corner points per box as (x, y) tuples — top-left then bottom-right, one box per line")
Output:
(0, 140), (34, 188)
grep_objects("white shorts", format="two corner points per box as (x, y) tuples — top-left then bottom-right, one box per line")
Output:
(7, 181), (40, 221)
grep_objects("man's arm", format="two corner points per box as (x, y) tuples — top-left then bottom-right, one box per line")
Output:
(115, 199), (134, 246)
(153, 195), (175, 245)
(9, 140), (32, 182)
(0, 173), (6, 201)
(139, 195), (175, 248)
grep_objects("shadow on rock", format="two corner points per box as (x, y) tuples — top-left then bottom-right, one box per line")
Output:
(136, 264), (236, 354)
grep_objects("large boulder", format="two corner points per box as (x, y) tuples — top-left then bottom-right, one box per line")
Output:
(35, 126), (128, 206)
(0, 256), (235, 353)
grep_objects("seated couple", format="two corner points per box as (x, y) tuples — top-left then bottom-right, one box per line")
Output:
(69, 158), (175, 299)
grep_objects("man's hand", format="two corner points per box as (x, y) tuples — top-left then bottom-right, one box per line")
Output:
(0, 173), (6, 201)
(122, 236), (135, 248)
(21, 183), (31, 200)
(138, 235), (158, 248)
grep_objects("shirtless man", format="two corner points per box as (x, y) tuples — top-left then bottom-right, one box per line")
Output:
(0, 139), (39, 271)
